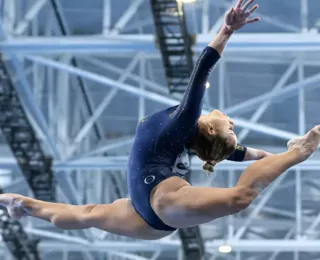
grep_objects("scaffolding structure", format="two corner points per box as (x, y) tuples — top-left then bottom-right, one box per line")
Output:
(150, 0), (194, 93)
(0, 0), (320, 260)
(0, 60), (55, 202)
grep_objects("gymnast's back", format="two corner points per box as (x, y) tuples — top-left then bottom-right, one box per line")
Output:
(129, 105), (195, 176)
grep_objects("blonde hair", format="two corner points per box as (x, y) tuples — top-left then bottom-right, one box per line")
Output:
(189, 132), (236, 174)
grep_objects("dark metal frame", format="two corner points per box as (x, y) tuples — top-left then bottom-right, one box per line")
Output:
(0, 207), (41, 260)
(0, 60), (55, 202)
(150, 0), (194, 93)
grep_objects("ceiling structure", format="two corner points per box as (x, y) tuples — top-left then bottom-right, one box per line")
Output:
(1, 0), (320, 259)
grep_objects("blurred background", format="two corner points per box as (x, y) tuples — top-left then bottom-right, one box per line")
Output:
(1, 0), (320, 259)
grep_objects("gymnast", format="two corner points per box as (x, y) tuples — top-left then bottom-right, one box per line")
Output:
(1, 0), (320, 241)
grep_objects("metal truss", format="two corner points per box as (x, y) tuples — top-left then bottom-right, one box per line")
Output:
(0, 59), (55, 202)
(4, 34), (320, 53)
(1, 1), (320, 260)
(150, 0), (194, 93)
(0, 184), (41, 260)
(0, 208), (40, 260)
(49, 0), (103, 143)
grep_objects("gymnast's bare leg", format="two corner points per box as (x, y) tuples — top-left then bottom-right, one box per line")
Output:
(152, 126), (320, 228)
(0, 126), (319, 240)
(0, 196), (171, 240)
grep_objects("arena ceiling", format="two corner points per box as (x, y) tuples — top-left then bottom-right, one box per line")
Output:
(1, 0), (320, 259)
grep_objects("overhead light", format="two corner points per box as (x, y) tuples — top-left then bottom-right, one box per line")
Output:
(206, 82), (210, 89)
(218, 245), (232, 254)
(177, 0), (197, 3)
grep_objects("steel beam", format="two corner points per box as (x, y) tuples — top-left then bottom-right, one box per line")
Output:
(24, 228), (90, 245)
(22, 240), (320, 252)
(108, 0), (144, 35)
(233, 173), (288, 239)
(107, 252), (149, 260)
(3, 155), (320, 171)
(224, 72), (320, 116)
(49, 0), (104, 142)
(125, 18), (153, 33)
(52, 157), (320, 171)
(304, 212), (320, 237)
(301, 0), (308, 31)
(2, 0), (15, 35)
(296, 170), (302, 240)
(218, 61), (225, 110)
(0, 209), (41, 260)
(298, 59), (306, 135)
(257, 13), (300, 32)
(67, 53), (142, 156)
(202, 0), (210, 33)
(218, 1), (300, 33)
(57, 55), (71, 158)
(102, 0), (111, 34)
(237, 59), (298, 142)
(25, 55), (299, 140)
(139, 56), (146, 121)
(0, 57), (56, 201)
(68, 88), (117, 156)
(296, 61), (305, 242)
(5, 33), (320, 53)
(81, 57), (171, 95)
(0, 22), (60, 159)
(78, 136), (134, 158)
(14, 0), (48, 35)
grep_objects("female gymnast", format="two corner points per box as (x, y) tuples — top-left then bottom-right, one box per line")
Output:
(1, 0), (320, 241)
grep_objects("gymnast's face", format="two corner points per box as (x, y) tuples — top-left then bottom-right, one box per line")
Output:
(202, 109), (237, 148)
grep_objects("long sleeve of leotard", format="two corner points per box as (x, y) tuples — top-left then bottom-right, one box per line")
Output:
(227, 144), (247, 162)
(172, 46), (221, 125)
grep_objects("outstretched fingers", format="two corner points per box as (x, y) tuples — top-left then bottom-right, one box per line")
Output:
(235, 0), (244, 9)
(246, 17), (260, 24)
(245, 4), (259, 17)
(242, 0), (255, 11)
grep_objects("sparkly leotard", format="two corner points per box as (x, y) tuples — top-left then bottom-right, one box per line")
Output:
(128, 46), (247, 231)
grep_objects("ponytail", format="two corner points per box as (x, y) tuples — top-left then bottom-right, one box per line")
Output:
(203, 161), (217, 174)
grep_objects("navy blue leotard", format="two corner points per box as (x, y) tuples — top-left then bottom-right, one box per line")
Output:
(128, 46), (247, 231)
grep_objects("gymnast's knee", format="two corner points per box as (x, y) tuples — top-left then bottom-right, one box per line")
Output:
(231, 185), (257, 213)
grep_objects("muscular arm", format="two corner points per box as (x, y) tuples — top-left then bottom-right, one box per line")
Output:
(173, 25), (234, 125)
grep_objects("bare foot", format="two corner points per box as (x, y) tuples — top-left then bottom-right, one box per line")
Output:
(287, 125), (320, 162)
(0, 194), (26, 220)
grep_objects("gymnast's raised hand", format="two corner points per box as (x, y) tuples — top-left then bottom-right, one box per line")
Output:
(1, 0), (320, 241)
(226, 0), (260, 30)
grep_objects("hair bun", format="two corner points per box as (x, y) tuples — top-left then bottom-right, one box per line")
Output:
(203, 161), (216, 173)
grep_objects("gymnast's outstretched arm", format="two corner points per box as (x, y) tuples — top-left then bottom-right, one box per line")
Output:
(171, 1), (260, 126)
